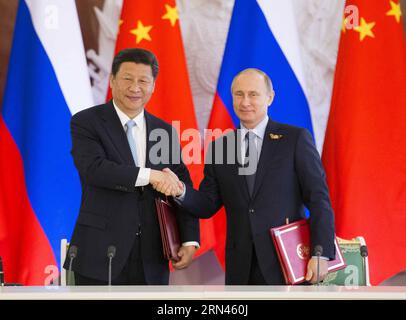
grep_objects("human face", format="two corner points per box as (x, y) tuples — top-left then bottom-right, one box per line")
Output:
(232, 71), (274, 129)
(110, 62), (155, 118)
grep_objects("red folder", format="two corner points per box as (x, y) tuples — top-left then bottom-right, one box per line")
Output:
(270, 219), (346, 285)
(155, 197), (181, 262)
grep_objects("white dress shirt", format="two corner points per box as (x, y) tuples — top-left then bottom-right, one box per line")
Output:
(113, 101), (150, 186)
(239, 115), (269, 164)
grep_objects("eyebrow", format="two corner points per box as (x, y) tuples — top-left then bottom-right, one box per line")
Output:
(122, 73), (152, 79)
(234, 90), (260, 94)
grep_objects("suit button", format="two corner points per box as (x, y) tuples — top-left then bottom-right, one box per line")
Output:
(249, 209), (255, 214)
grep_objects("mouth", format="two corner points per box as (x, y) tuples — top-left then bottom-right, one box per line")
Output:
(127, 96), (142, 102)
(239, 109), (254, 114)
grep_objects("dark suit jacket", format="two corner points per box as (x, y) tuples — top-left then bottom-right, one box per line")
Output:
(181, 119), (335, 285)
(63, 101), (199, 284)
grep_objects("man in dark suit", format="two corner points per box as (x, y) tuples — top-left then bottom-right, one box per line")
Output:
(63, 48), (199, 285)
(158, 68), (335, 285)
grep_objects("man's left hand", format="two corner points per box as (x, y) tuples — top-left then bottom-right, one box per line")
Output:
(305, 257), (328, 284)
(172, 245), (197, 270)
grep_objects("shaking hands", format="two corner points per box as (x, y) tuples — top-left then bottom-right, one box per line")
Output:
(150, 168), (184, 197)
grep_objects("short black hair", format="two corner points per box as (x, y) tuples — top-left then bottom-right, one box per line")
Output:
(111, 48), (159, 79)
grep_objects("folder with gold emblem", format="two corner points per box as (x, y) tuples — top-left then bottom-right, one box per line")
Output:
(155, 197), (181, 262)
(270, 219), (346, 284)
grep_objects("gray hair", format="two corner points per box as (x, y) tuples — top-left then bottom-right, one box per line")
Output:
(231, 68), (274, 94)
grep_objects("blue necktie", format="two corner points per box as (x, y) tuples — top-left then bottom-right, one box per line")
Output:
(126, 120), (139, 166)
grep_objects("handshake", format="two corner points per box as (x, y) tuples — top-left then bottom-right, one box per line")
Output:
(149, 168), (184, 197)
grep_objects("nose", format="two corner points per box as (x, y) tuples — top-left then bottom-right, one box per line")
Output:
(240, 95), (251, 107)
(129, 81), (141, 93)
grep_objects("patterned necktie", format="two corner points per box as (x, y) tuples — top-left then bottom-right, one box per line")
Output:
(126, 120), (138, 166)
(245, 131), (258, 196)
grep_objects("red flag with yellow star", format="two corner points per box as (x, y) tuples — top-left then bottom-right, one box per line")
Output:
(322, 0), (406, 284)
(113, 1), (216, 258)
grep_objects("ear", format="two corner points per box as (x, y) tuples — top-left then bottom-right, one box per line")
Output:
(267, 90), (275, 106)
(109, 74), (114, 89)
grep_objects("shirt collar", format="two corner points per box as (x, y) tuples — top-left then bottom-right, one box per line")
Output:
(112, 100), (145, 131)
(240, 115), (269, 140)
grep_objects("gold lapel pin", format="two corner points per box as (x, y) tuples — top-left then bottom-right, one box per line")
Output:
(269, 133), (283, 140)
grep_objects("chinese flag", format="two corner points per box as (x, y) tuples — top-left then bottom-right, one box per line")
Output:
(112, 1), (216, 257)
(322, 0), (406, 284)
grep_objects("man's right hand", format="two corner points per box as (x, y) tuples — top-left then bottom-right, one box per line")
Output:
(150, 168), (183, 197)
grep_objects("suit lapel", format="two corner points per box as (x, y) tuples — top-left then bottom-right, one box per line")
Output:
(231, 129), (251, 200)
(251, 119), (281, 200)
(144, 110), (182, 169)
(100, 101), (134, 165)
(144, 111), (155, 168)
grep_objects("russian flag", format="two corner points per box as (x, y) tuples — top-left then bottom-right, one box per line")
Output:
(208, 0), (316, 268)
(0, 0), (93, 285)
(210, 0), (314, 135)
